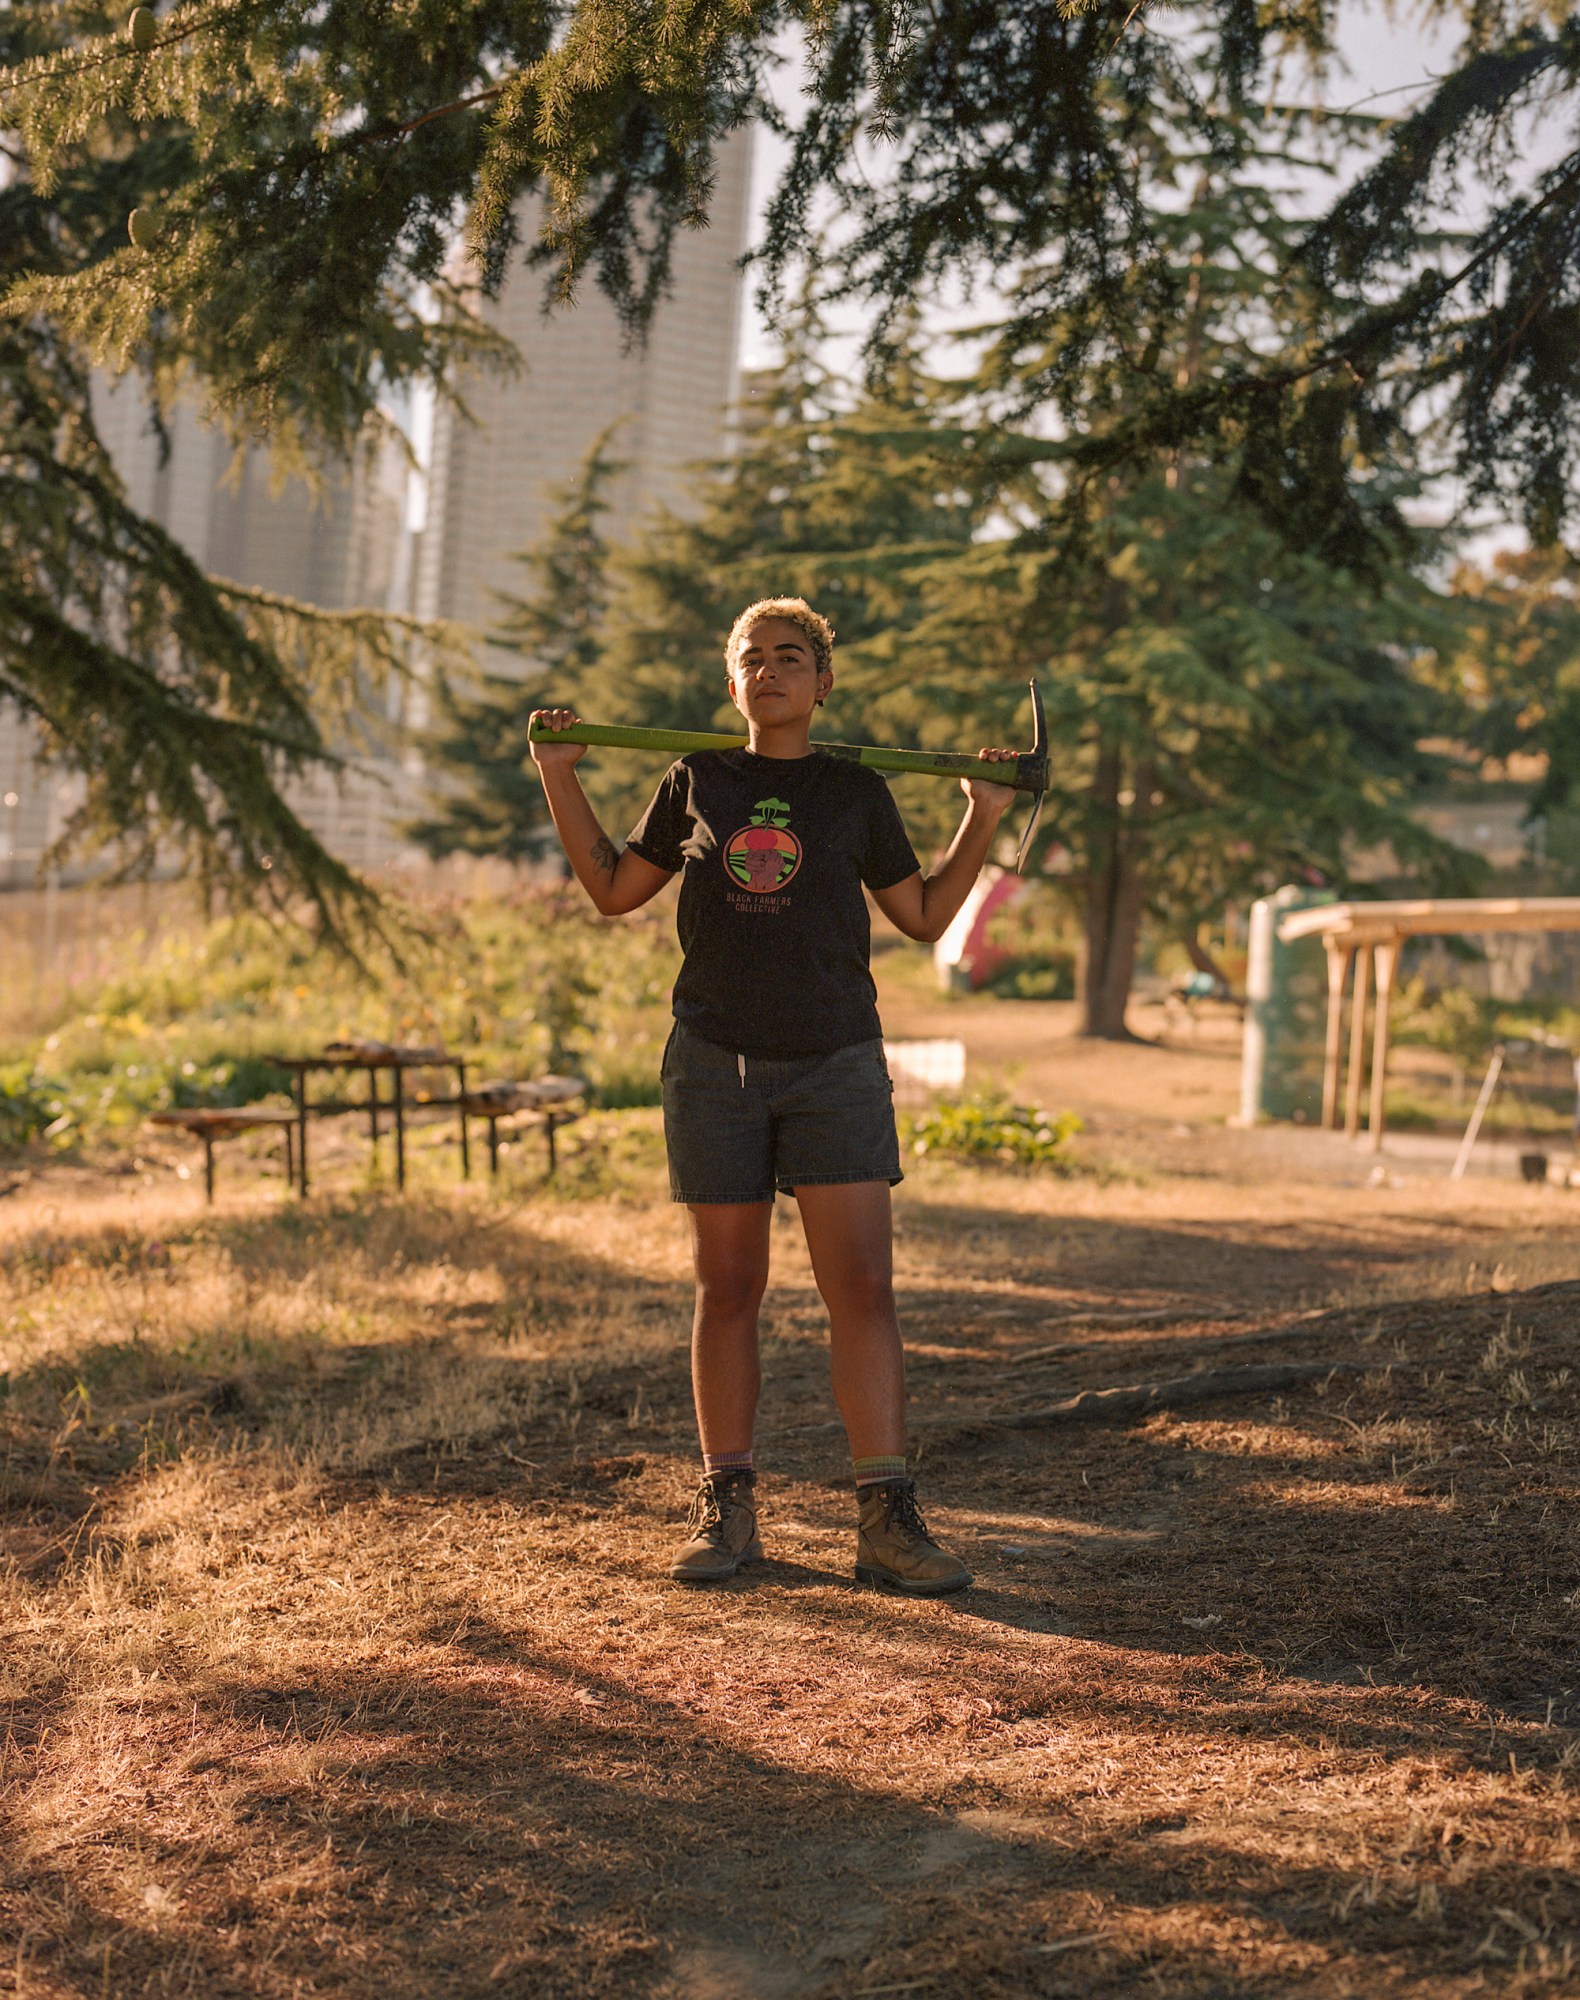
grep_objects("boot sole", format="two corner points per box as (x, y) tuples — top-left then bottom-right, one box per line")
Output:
(670, 1538), (763, 1584)
(855, 1562), (972, 1597)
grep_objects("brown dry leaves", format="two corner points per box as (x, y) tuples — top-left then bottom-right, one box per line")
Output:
(1, 1161), (1578, 1999)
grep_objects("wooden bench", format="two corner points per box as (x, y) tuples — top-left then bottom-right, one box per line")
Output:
(461, 1076), (587, 1174)
(153, 1070), (589, 1200)
(149, 1106), (299, 1203)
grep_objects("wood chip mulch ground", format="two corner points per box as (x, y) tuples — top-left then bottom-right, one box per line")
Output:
(2, 1220), (1577, 1999)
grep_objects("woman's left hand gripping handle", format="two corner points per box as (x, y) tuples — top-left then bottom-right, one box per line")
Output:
(962, 745), (1019, 814)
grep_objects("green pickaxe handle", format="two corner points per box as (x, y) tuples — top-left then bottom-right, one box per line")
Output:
(528, 681), (1049, 869)
(526, 721), (1038, 795)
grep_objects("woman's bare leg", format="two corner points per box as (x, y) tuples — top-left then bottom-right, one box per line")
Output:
(793, 1181), (905, 1460)
(686, 1202), (773, 1455)
(795, 1181), (967, 1593)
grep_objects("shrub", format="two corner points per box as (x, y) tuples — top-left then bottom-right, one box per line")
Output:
(1, 887), (681, 1153)
(981, 954), (1077, 1000)
(0, 1064), (60, 1149)
(1394, 979), (1498, 1076)
(901, 1094), (1082, 1167)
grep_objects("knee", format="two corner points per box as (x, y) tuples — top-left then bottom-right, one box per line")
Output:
(695, 1267), (767, 1325)
(822, 1260), (895, 1322)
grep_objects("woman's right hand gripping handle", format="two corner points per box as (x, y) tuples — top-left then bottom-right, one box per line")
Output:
(528, 707), (588, 771)
(528, 708), (670, 916)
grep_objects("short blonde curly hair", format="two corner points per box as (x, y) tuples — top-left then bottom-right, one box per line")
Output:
(726, 597), (836, 677)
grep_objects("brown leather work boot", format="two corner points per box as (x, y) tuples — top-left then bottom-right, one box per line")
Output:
(669, 1470), (762, 1583)
(855, 1478), (971, 1596)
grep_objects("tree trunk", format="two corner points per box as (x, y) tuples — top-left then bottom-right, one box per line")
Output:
(1083, 847), (1146, 1038)
(1081, 751), (1153, 1039)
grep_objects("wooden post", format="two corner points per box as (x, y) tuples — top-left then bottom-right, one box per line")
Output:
(456, 1060), (470, 1180)
(1452, 1044), (1505, 1181)
(40, 866), (60, 1011)
(367, 1066), (380, 1154)
(1368, 938), (1398, 1152)
(1344, 945), (1371, 1140)
(203, 1131), (215, 1205)
(393, 1065), (406, 1191)
(295, 1068), (310, 1197)
(1321, 941), (1351, 1130)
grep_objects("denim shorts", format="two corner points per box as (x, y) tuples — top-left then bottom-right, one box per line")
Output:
(661, 1020), (903, 1204)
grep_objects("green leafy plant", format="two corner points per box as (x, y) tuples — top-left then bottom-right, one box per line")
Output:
(0, 886), (681, 1156)
(981, 957), (1078, 1001)
(1394, 978), (1499, 1086)
(0, 1063), (61, 1149)
(901, 1095), (1082, 1168)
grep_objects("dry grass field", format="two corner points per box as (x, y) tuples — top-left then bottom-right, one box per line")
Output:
(3, 989), (1579, 1998)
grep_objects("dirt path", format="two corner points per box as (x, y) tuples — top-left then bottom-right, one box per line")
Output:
(2, 987), (1578, 1998)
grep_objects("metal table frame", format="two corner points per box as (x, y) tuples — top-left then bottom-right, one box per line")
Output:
(272, 1051), (470, 1196)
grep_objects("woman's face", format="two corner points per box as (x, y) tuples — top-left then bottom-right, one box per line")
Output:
(727, 618), (832, 727)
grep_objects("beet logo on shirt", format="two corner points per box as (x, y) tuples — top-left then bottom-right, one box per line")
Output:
(725, 796), (802, 894)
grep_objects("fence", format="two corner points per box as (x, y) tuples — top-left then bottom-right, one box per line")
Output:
(0, 883), (203, 1037)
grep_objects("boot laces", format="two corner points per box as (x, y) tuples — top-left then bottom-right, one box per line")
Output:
(885, 1481), (934, 1545)
(686, 1474), (747, 1545)
(686, 1485), (725, 1541)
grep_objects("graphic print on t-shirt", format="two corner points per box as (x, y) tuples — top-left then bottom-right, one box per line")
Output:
(724, 796), (802, 894)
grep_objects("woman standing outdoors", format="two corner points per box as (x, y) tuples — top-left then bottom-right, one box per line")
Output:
(530, 598), (1019, 1595)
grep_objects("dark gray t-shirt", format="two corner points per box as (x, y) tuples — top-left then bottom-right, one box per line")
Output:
(625, 748), (920, 1059)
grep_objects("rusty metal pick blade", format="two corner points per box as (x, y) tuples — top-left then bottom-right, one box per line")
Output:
(1014, 677), (1048, 874)
(1014, 785), (1045, 875)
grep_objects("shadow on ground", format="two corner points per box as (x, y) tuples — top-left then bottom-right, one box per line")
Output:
(4, 1200), (1578, 1998)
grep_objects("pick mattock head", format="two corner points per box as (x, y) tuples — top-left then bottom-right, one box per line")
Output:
(1013, 678), (1048, 874)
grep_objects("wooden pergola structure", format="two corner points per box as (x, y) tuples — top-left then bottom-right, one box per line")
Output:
(1276, 898), (1580, 1150)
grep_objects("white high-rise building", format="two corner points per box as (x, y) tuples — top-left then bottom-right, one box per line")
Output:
(89, 378), (386, 611)
(414, 131), (752, 652)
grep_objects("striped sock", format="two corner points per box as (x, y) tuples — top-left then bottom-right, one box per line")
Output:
(702, 1449), (754, 1478)
(853, 1454), (907, 1488)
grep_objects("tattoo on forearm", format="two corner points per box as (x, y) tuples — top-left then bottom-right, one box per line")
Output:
(590, 835), (619, 876)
